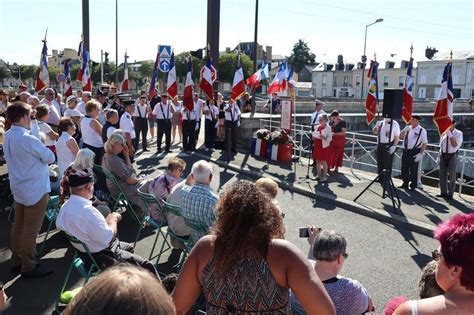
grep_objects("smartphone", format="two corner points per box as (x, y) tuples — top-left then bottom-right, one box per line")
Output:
(299, 227), (309, 238)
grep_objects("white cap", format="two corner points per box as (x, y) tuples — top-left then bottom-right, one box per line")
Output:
(65, 109), (83, 118)
(66, 95), (77, 103)
(314, 99), (324, 106)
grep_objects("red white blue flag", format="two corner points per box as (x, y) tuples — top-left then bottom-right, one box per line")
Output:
(76, 41), (92, 91)
(35, 40), (49, 93)
(148, 50), (160, 100)
(246, 62), (268, 89)
(231, 54), (245, 101)
(167, 52), (178, 100)
(433, 62), (454, 135)
(199, 53), (216, 101)
(63, 59), (73, 97)
(120, 53), (129, 92)
(183, 57), (194, 111)
(365, 60), (379, 125)
(402, 57), (414, 124)
(267, 62), (288, 94)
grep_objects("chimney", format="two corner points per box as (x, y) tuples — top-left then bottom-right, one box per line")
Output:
(225, 47), (231, 53)
(400, 60), (409, 68)
(266, 46), (272, 61)
(385, 61), (395, 69)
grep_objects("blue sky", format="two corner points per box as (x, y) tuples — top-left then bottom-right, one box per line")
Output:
(1, 0), (472, 66)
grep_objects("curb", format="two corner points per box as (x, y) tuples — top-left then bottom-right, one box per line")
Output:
(193, 151), (435, 237)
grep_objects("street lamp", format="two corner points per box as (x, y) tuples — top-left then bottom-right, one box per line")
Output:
(360, 18), (383, 100)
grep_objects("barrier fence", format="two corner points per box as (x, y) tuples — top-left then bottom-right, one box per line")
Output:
(259, 119), (474, 197)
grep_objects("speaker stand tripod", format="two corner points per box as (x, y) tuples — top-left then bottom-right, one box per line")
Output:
(298, 138), (318, 184)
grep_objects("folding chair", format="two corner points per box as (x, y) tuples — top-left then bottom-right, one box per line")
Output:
(182, 216), (210, 250)
(136, 191), (170, 260)
(54, 234), (101, 313)
(95, 164), (142, 223)
(38, 195), (61, 255)
(159, 201), (192, 269)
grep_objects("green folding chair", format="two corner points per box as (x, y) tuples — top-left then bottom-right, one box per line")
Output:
(54, 233), (101, 313)
(136, 191), (170, 260)
(160, 201), (192, 270)
(182, 216), (210, 250)
(96, 165), (142, 223)
(38, 195), (61, 255)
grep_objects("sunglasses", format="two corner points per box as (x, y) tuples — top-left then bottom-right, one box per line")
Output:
(342, 253), (348, 259)
(432, 249), (441, 261)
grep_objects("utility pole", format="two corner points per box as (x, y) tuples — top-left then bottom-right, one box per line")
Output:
(207, 0), (220, 94)
(100, 49), (104, 86)
(115, 0), (119, 86)
(82, 0), (90, 51)
(252, 0), (259, 113)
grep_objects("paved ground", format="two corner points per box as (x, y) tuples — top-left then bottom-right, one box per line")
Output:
(0, 136), (441, 314)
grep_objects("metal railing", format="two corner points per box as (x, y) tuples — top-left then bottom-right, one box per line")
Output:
(259, 119), (474, 197)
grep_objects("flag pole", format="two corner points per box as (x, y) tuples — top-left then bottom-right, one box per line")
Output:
(374, 52), (380, 120)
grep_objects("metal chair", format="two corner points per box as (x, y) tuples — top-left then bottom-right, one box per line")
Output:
(136, 191), (170, 260)
(160, 201), (192, 269)
(38, 195), (61, 256)
(54, 233), (101, 312)
(182, 216), (210, 249)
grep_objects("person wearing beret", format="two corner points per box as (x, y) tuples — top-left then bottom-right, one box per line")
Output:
(56, 170), (160, 279)
(398, 115), (428, 191)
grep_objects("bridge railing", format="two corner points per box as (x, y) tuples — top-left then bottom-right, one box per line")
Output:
(259, 119), (474, 197)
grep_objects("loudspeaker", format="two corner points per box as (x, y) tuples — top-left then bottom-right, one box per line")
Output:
(382, 89), (403, 119)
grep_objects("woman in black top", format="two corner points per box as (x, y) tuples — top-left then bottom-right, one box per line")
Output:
(328, 110), (347, 172)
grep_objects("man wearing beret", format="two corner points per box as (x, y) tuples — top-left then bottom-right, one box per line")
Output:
(56, 170), (160, 278)
(398, 115), (428, 191)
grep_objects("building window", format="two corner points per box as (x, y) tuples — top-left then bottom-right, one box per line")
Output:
(471, 69), (474, 82)
(453, 88), (461, 99)
(322, 88), (327, 96)
(343, 76), (348, 86)
(333, 76), (337, 85)
(322, 75), (327, 85)
(383, 76), (389, 87)
(399, 76), (404, 87)
(356, 75), (361, 86)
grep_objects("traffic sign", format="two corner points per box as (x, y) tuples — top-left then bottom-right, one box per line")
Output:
(56, 73), (66, 83)
(158, 45), (172, 73)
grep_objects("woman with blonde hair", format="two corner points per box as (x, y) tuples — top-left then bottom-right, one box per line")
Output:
(64, 265), (175, 315)
(172, 180), (335, 315)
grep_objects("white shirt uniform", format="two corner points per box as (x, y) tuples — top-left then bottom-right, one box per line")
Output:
(152, 101), (172, 120)
(120, 112), (136, 139)
(133, 104), (148, 120)
(310, 109), (328, 130)
(55, 132), (76, 178)
(193, 99), (204, 121)
(403, 125), (428, 150)
(56, 195), (114, 253)
(38, 121), (56, 146)
(182, 104), (197, 121)
(440, 128), (463, 154)
(224, 103), (241, 122)
(204, 104), (219, 121)
(75, 101), (87, 115)
(375, 120), (400, 144)
(40, 98), (60, 126)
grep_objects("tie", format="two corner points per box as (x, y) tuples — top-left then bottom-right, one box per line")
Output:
(445, 133), (449, 154)
(405, 129), (410, 149)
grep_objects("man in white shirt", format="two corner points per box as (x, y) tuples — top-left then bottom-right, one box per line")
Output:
(75, 91), (92, 116)
(152, 94), (173, 153)
(192, 93), (204, 151)
(224, 100), (241, 153)
(373, 116), (400, 180)
(203, 98), (219, 151)
(40, 88), (60, 127)
(4, 102), (55, 278)
(398, 115), (428, 191)
(437, 120), (463, 200)
(182, 100), (197, 152)
(310, 100), (327, 132)
(133, 95), (149, 152)
(119, 100), (136, 158)
(56, 171), (159, 278)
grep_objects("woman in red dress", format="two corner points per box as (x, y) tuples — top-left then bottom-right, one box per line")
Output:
(328, 110), (347, 172)
(312, 115), (332, 182)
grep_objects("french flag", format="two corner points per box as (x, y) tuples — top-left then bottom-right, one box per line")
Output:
(148, 50), (160, 100)
(63, 59), (73, 97)
(251, 138), (268, 157)
(267, 62), (288, 95)
(120, 52), (129, 92)
(35, 39), (49, 93)
(365, 60), (379, 125)
(433, 62), (454, 135)
(167, 52), (178, 100)
(77, 41), (92, 91)
(199, 53), (216, 101)
(230, 54), (245, 101)
(402, 57), (414, 124)
(183, 57), (194, 111)
(246, 62), (268, 89)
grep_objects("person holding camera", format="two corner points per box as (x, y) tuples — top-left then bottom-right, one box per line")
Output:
(291, 227), (375, 315)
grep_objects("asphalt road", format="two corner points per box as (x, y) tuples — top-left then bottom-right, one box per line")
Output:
(0, 149), (438, 314)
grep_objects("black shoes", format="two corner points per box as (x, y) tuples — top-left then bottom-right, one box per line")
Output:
(436, 193), (453, 200)
(21, 264), (53, 278)
(398, 184), (409, 189)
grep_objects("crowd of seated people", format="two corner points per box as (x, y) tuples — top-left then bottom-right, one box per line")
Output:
(0, 88), (473, 315)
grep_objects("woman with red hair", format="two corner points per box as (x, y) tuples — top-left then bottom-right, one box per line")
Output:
(394, 213), (474, 315)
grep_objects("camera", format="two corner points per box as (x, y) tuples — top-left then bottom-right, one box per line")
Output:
(299, 226), (322, 238)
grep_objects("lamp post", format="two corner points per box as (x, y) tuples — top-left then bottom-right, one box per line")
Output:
(360, 18), (383, 100)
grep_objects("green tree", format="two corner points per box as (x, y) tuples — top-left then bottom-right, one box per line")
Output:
(218, 53), (253, 83)
(0, 66), (12, 81)
(139, 61), (154, 79)
(22, 65), (37, 81)
(175, 52), (204, 80)
(288, 39), (316, 73)
(48, 66), (60, 87)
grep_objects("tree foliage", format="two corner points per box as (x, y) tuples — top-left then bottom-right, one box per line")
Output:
(288, 39), (316, 73)
(175, 52), (204, 80)
(218, 53), (253, 83)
